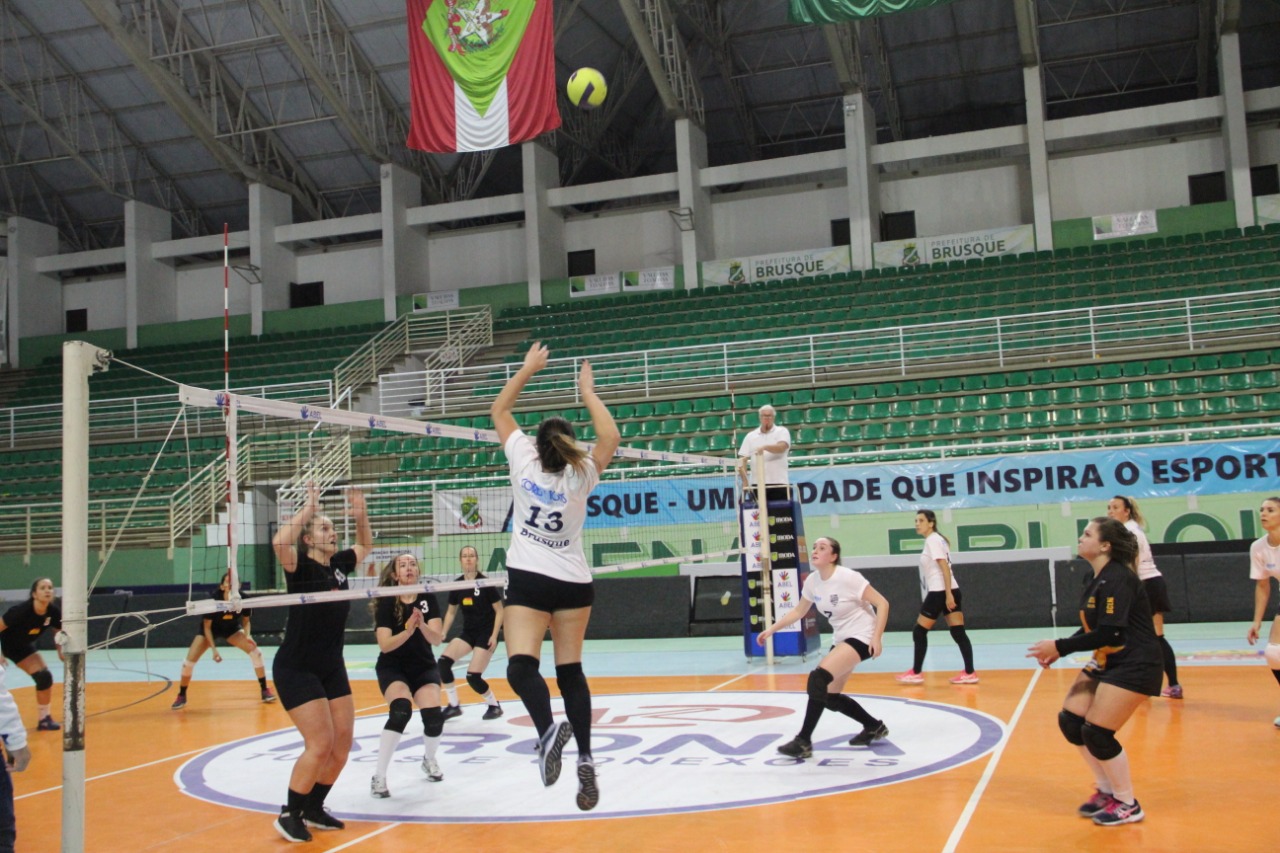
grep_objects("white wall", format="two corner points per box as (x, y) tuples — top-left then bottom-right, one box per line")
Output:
(63, 276), (127, 331)
(295, 244), (382, 302)
(1048, 136), (1223, 220)
(880, 164), (1026, 237)
(1250, 125), (1280, 172)
(712, 184), (848, 258)
(567, 207), (680, 273)
(428, 223), (526, 290)
(175, 263), (252, 321)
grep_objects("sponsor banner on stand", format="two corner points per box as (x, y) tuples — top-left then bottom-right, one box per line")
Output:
(702, 246), (853, 287)
(1092, 209), (1158, 240)
(1257, 194), (1280, 226)
(412, 290), (460, 312)
(622, 266), (676, 291)
(873, 224), (1035, 269)
(569, 272), (621, 298)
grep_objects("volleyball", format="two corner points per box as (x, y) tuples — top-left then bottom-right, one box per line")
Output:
(567, 67), (607, 110)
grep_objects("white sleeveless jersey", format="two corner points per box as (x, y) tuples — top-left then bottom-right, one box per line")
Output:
(503, 429), (599, 583)
(801, 565), (879, 644)
(919, 532), (958, 594)
(1124, 519), (1160, 580)
(1250, 536), (1280, 583)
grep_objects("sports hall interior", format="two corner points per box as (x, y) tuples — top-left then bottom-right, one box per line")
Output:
(3, 1), (1280, 850)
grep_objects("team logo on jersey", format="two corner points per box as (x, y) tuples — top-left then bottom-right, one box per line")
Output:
(176, 691), (1005, 822)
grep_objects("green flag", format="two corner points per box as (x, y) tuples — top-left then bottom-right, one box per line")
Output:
(789, 0), (962, 24)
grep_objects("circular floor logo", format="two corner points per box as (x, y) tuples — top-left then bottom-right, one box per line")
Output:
(176, 691), (1005, 822)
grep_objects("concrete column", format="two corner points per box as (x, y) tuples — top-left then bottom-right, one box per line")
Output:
(675, 118), (714, 289)
(842, 92), (879, 270)
(522, 141), (565, 307)
(123, 201), (176, 349)
(248, 183), (296, 335)
(1218, 30), (1254, 228)
(4, 216), (61, 368)
(380, 163), (430, 322)
(1023, 66), (1054, 251)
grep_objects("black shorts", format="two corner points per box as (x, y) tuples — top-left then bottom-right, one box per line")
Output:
(504, 567), (594, 613)
(376, 661), (441, 695)
(271, 658), (351, 711)
(839, 637), (872, 661)
(1142, 576), (1172, 615)
(1084, 661), (1164, 697)
(204, 624), (244, 642)
(458, 627), (493, 651)
(0, 636), (38, 665)
(920, 588), (963, 620)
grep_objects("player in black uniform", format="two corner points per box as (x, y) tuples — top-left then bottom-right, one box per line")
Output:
(438, 545), (504, 721)
(0, 578), (63, 730)
(170, 571), (276, 710)
(369, 552), (445, 799)
(269, 483), (372, 843)
(1028, 517), (1162, 827)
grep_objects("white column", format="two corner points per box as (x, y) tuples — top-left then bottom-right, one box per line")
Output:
(123, 201), (176, 349)
(4, 216), (61, 368)
(1218, 30), (1254, 229)
(675, 118), (714, 289)
(248, 183), (297, 335)
(522, 141), (565, 307)
(1023, 66), (1054, 250)
(381, 163), (430, 322)
(843, 92), (879, 270)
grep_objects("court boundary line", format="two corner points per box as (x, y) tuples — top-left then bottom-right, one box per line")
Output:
(941, 665), (1043, 853)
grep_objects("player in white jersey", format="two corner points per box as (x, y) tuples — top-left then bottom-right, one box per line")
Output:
(758, 537), (891, 759)
(491, 342), (619, 812)
(1107, 496), (1182, 698)
(897, 509), (978, 685)
(1246, 496), (1280, 728)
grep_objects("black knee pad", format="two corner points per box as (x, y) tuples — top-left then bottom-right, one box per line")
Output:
(1057, 709), (1086, 746)
(555, 662), (586, 694)
(32, 668), (54, 691)
(806, 667), (834, 705)
(385, 698), (413, 733)
(1082, 722), (1122, 761)
(507, 654), (542, 696)
(466, 672), (489, 695)
(912, 624), (928, 643)
(437, 655), (456, 684)
(419, 705), (443, 737)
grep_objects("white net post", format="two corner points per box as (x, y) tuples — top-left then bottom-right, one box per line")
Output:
(754, 450), (774, 665)
(61, 341), (107, 853)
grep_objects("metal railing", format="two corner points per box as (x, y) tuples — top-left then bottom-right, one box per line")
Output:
(374, 287), (1280, 416)
(335, 306), (492, 409)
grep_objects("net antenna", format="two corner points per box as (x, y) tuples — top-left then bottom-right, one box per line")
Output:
(178, 383), (743, 615)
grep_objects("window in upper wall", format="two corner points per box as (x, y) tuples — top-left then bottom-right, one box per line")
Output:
(831, 218), (851, 247)
(880, 210), (916, 241)
(1252, 164), (1279, 197)
(66, 308), (88, 333)
(289, 281), (324, 308)
(567, 249), (595, 277)
(1188, 171), (1227, 205)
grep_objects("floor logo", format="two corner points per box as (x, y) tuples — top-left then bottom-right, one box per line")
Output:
(176, 691), (1005, 822)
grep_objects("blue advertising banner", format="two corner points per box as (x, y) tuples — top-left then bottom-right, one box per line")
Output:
(578, 439), (1280, 527)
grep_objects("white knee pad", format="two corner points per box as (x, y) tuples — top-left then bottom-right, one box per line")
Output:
(1265, 643), (1280, 669)
(249, 647), (264, 668)
(180, 660), (195, 679)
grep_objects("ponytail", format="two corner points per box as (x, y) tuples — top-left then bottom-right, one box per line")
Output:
(536, 417), (588, 475)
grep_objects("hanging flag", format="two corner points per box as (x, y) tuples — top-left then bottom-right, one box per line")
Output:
(789, 0), (962, 24)
(406, 0), (560, 154)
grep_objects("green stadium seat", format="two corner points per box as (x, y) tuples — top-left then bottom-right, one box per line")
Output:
(1200, 374), (1224, 394)
(1178, 399), (1203, 418)
(1253, 370), (1278, 389)
(1206, 397), (1231, 417)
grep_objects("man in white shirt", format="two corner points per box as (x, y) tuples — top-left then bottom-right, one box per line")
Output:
(737, 404), (792, 503)
(0, 661), (32, 853)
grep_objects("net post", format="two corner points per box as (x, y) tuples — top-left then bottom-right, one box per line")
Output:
(62, 340), (107, 853)
(755, 450), (774, 665)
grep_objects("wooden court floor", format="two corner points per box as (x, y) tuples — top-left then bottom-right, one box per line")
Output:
(11, 666), (1278, 852)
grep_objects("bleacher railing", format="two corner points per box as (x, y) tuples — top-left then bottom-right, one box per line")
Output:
(0, 380), (333, 451)
(377, 287), (1280, 415)
(335, 306), (492, 410)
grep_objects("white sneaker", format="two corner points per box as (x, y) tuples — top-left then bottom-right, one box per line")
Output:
(422, 756), (443, 782)
(370, 774), (389, 798)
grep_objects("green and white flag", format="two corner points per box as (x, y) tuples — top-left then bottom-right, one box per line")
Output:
(789, 0), (963, 24)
